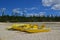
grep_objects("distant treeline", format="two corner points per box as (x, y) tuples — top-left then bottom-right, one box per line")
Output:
(0, 15), (60, 22)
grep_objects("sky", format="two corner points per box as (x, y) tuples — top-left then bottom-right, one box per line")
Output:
(0, 0), (60, 16)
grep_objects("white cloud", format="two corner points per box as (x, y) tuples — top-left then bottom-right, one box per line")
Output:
(51, 4), (60, 10)
(23, 10), (27, 13)
(0, 8), (6, 12)
(31, 7), (38, 10)
(12, 8), (21, 13)
(39, 12), (45, 17)
(26, 13), (34, 17)
(42, 0), (60, 10)
(25, 7), (38, 10)
(12, 7), (38, 15)
(26, 12), (45, 17)
(42, 0), (53, 6)
(1, 8), (6, 10)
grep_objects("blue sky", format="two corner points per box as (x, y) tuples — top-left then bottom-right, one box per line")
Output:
(0, 0), (60, 16)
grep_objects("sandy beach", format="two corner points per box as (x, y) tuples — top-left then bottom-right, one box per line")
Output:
(0, 22), (60, 40)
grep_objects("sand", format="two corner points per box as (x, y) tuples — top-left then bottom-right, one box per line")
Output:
(0, 22), (60, 40)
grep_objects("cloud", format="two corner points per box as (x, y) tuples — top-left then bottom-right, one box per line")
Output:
(42, 0), (60, 10)
(1, 8), (6, 10)
(26, 12), (45, 17)
(26, 13), (39, 17)
(39, 12), (45, 16)
(51, 4), (60, 10)
(42, 0), (53, 6)
(12, 8), (21, 13)
(31, 7), (38, 10)
(0, 8), (6, 12)
(12, 7), (38, 14)
(23, 10), (27, 13)
(25, 7), (38, 10)
(26, 14), (34, 17)
(12, 8), (28, 16)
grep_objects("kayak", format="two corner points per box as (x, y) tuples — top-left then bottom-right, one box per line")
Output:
(7, 24), (32, 31)
(25, 24), (50, 33)
(7, 24), (51, 33)
(25, 28), (50, 33)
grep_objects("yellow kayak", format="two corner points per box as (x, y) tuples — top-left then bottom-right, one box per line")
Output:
(7, 24), (51, 33)
(25, 24), (50, 33)
(25, 28), (50, 33)
(7, 24), (32, 31)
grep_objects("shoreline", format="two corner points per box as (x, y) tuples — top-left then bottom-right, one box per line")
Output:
(0, 22), (60, 40)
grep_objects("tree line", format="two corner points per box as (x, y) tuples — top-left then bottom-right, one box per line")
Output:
(0, 15), (60, 22)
